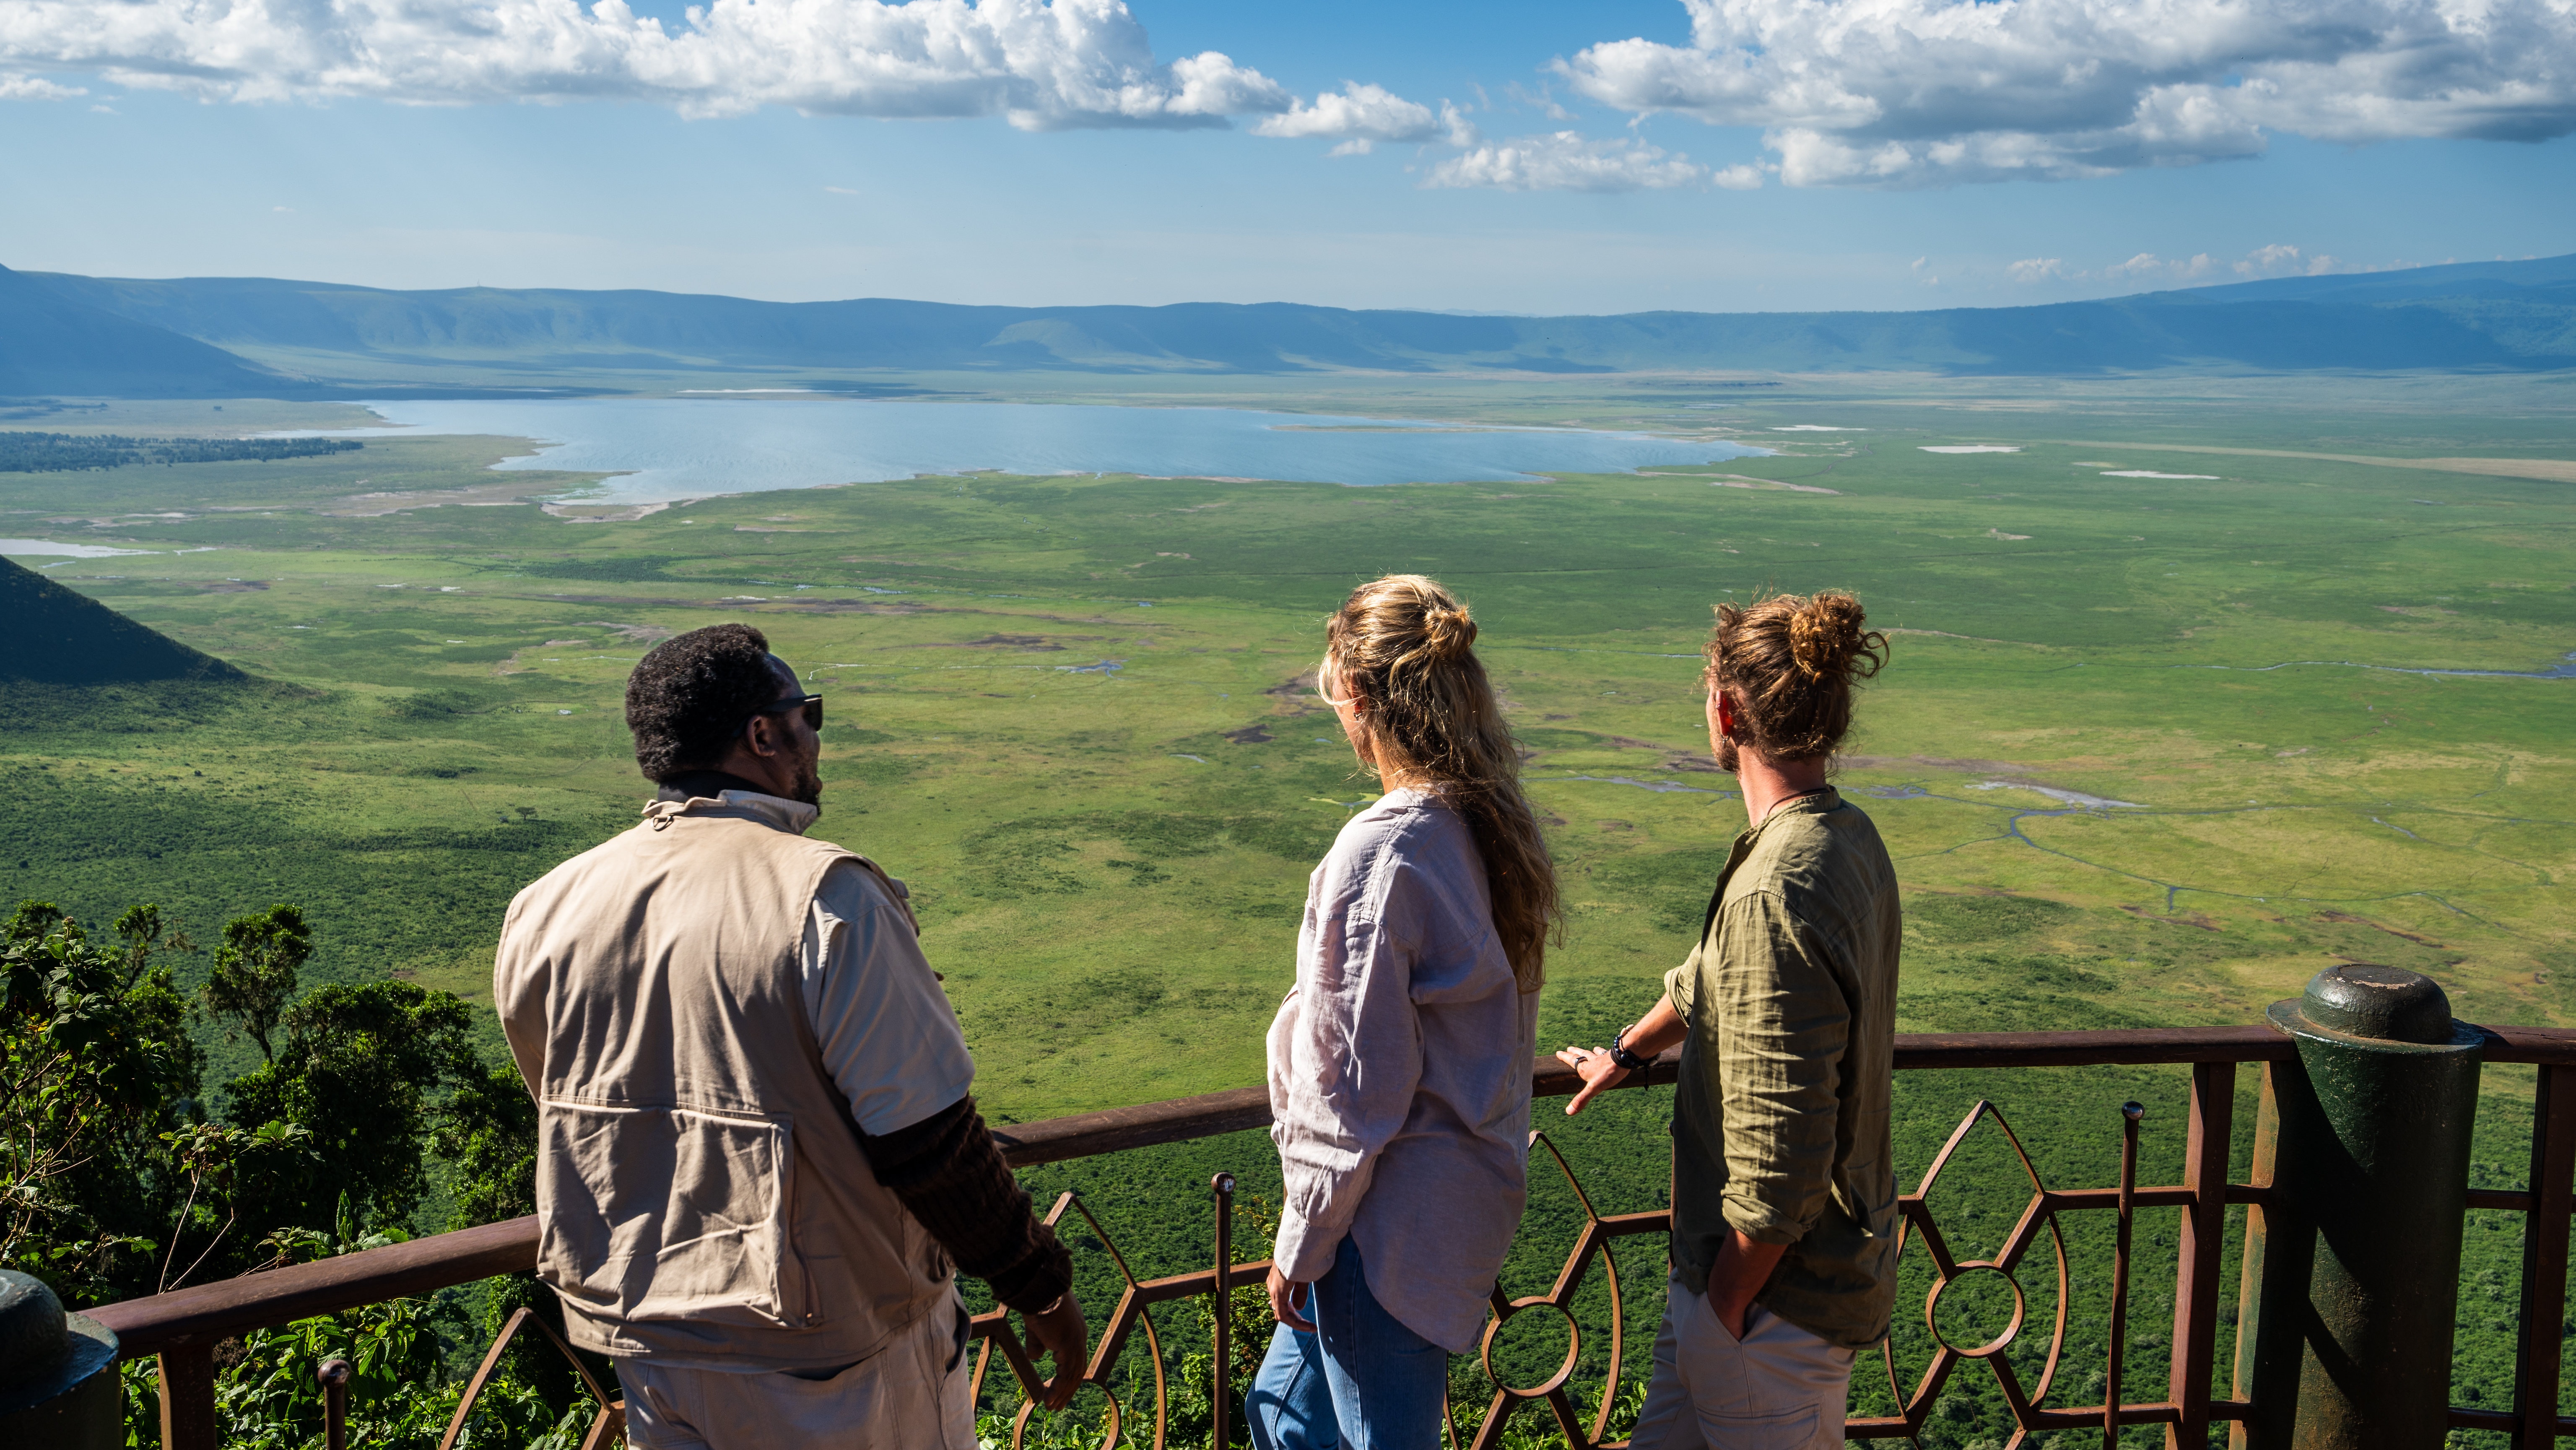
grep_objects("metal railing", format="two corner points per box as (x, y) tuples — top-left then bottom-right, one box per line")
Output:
(88, 1022), (2576, 1450)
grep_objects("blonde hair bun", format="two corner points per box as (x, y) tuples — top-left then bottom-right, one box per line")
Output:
(1324, 573), (1558, 991)
(1789, 591), (1871, 679)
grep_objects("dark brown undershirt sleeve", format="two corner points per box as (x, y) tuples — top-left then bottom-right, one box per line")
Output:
(859, 1095), (1072, 1314)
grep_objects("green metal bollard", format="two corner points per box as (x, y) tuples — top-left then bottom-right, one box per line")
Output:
(2235, 964), (2483, 1450)
(0, 1270), (124, 1450)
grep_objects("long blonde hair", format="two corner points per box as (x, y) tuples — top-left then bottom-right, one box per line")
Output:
(1325, 574), (1559, 992)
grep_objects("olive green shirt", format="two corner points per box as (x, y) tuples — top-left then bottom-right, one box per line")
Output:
(1662, 788), (1902, 1350)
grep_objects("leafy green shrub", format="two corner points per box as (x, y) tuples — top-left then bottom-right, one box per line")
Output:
(1, 902), (203, 1299)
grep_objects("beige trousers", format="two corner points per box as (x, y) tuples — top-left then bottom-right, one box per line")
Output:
(615, 1302), (975, 1450)
(1626, 1272), (1856, 1450)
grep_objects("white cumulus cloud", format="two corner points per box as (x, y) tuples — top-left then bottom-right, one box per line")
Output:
(1421, 130), (1733, 192)
(1251, 82), (1438, 143)
(2008, 244), (2363, 286)
(0, 70), (84, 100)
(2236, 242), (2342, 276)
(1561, 0), (2576, 187)
(0, 0), (1293, 130)
(2106, 252), (2223, 281)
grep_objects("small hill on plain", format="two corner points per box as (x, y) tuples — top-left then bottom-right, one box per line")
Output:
(0, 556), (247, 684)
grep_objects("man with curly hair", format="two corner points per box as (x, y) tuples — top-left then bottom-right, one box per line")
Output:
(494, 623), (1086, 1449)
(1554, 592), (1902, 1450)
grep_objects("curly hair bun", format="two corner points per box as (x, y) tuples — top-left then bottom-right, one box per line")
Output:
(1421, 602), (1480, 658)
(1789, 591), (1873, 680)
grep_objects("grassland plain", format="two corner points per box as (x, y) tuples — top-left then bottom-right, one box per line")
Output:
(5, 372), (2572, 1444)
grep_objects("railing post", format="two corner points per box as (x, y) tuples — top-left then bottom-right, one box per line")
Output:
(2169, 1063), (2234, 1449)
(2513, 1064), (2576, 1450)
(2230, 1063), (2284, 1450)
(2246, 965), (2483, 1449)
(156, 1343), (218, 1450)
(2109, 1101), (2143, 1450)
(1213, 1172), (1236, 1450)
(317, 1357), (351, 1450)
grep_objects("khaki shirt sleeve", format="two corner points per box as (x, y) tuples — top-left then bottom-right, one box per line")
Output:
(806, 860), (977, 1137)
(1697, 891), (1852, 1245)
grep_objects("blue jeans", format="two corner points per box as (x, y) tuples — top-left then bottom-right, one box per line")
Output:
(1246, 1235), (1449, 1450)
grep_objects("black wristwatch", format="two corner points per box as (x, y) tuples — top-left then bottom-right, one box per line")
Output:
(1607, 1029), (1652, 1073)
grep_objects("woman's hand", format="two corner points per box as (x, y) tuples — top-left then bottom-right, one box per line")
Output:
(1553, 1045), (1630, 1116)
(1266, 1264), (1315, 1332)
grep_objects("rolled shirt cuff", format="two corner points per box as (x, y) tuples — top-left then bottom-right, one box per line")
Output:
(1271, 1208), (1347, 1284)
(1720, 1191), (1811, 1247)
(1661, 964), (1694, 1021)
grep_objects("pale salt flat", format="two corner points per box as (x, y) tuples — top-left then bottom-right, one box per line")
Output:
(2102, 470), (2220, 479)
(1, 538), (158, 557)
(1920, 445), (2022, 454)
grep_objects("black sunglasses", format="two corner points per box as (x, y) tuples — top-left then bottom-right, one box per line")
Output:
(741, 693), (823, 735)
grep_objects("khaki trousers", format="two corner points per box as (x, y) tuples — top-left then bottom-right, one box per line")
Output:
(615, 1302), (975, 1450)
(1626, 1272), (1855, 1450)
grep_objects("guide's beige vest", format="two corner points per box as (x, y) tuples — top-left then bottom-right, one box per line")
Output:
(494, 796), (951, 1368)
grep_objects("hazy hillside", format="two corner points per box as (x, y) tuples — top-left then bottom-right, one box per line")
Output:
(0, 556), (247, 684)
(10, 253), (2575, 389)
(0, 264), (294, 398)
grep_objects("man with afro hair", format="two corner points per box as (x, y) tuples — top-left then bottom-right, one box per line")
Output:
(494, 623), (1086, 1448)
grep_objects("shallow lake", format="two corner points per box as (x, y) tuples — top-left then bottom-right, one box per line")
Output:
(294, 398), (1767, 504)
(0, 538), (158, 557)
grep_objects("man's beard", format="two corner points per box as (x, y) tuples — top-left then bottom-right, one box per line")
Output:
(1711, 733), (1740, 774)
(786, 749), (824, 806)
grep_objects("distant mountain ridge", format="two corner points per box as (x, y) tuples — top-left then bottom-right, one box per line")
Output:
(0, 264), (293, 398)
(8, 253), (2574, 393)
(0, 556), (247, 684)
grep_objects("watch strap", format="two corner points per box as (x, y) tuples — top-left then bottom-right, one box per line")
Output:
(1607, 1031), (1651, 1073)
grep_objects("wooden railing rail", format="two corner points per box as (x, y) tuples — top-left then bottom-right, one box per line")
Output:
(85, 1021), (2576, 1450)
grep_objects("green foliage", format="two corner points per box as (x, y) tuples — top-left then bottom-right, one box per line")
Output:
(434, 1063), (538, 1229)
(204, 904), (310, 1063)
(385, 687), (502, 720)
(0, 900), (203, 1299)
(225, 980), (482, 1232)
(120, 1296), (591, 1450)
(0, 433), (362, 473)
(153, 1117), (315, 1292)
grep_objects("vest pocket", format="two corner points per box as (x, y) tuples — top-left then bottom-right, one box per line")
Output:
(538, 1099), (801, 1328)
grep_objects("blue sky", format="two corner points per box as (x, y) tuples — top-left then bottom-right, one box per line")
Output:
(1, 0), (2570, 313)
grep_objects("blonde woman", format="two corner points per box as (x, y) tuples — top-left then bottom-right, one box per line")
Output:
(1250, 575), (1560, 1450)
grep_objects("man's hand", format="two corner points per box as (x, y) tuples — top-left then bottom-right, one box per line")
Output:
(1556, 996), (1688, 1116)
(1265, 1264), (1315, 1333)
(1704, 1229), (1788, 1342)
(1553, 1046), (1629, 1116)
(1022, 1292), (1089, 1410)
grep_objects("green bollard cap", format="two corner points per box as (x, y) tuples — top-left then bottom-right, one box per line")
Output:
(2287, 963), (2457, 1045)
